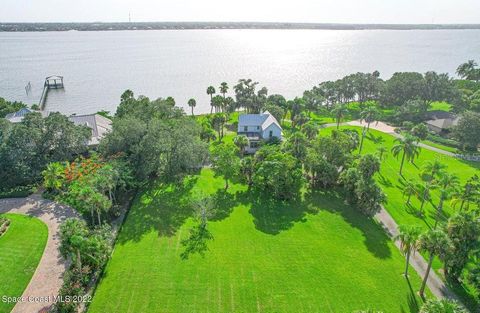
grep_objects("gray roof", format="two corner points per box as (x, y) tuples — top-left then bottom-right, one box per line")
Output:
(4, 108), (50, 123)
(425, 110), (455, 120)
(238, 111), (281, 130)
(68, 114), (112, 145)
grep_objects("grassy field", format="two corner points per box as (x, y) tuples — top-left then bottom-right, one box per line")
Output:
(0, 214), (48, 313)
(89, 169), (429, 313)
(421, 140), (458, 154)
(428, 102), (452, 112)
(322, 126), (480, 309)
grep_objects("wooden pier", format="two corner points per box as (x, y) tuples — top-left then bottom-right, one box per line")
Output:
(39, 75), (64, 110)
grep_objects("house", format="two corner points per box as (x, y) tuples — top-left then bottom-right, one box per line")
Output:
(68, 114), (112, 146)
(4, 108), (50, 123)
(424, 111), (459, 134)
(237, 111), (282, 153)
(3, 108), (111, 146)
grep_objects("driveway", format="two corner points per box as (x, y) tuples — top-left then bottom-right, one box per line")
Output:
(0, 194), (79, 313)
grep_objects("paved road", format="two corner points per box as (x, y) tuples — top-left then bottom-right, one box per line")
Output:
(0, 194), (79, 313)
(375, 208), (458, 300)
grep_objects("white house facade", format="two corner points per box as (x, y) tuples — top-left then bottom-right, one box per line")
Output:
(237, 111), (282, 153)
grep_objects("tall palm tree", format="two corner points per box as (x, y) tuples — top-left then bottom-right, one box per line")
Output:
(391, 134), (421, 176)
(219, 82), (229, 100)
(418, 160), (446, 211)
(360, 102), (379, 131)
(188, 98), (196, 116)
(233, 135), (249, 156)
(396, 225), (421, 277)
(418, 229), (450, 298)
(402, 180), (417, 206)
(212, 95), (224, 113)
(207, 86), (216, 114)
(434, 171), (459, 228)
(451, 174), (479, 211)
(331, 104), (348, 129)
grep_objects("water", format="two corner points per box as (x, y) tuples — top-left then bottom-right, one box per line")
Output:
(1, 29), (479, 115)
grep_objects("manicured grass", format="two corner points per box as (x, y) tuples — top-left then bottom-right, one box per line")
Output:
(0, 214), (48, 313)
(89, 169), (428, 313)
(428, 102), (452, 112)
(322, 126), (480, 309)
(421, 140), (458, 154)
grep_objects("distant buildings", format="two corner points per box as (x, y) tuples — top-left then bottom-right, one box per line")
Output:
(3, 108), (111, 146)
(237, 111), (282, 153)
(424, 110), (459, 134)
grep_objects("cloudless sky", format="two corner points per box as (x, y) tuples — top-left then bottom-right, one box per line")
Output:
(2, 0), (480, 24)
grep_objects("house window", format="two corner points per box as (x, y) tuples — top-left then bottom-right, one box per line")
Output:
(257, 126), (260, 130)
(269, 130), (273, 138)
(250, 141), (259, 148)
(244, 126), (248, 132)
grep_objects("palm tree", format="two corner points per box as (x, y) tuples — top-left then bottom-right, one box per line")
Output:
(456, 60), (478, 80)
(331, 104), (348, 129)
(188, 98), (196, 116)
(419, 160), (446, 211)
(434, 171), (459, 228)
(396, 225), (421, 277)
(59, 218), (89, 272)
(420, 298), (468, 313)
(233, 135), (249, 156)
(391, 134), (421, 176)
(207, 86), (216, 114)
(42, 162), (65, 191)
(360, 102), (379, 131)
(452, 174), (479, 211)
(219, 82), (229, 100)
(212, 95), (224, 114)
(418, 229), (450, 298)
(402, 180), (417, 206)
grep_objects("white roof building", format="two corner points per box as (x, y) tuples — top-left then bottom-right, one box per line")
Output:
(237, 111), (282, 153)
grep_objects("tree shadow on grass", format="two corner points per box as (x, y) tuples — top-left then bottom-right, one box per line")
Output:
(378, 174), (394, 188)
(399, 276), (421, 313)
(117, 177), (198, 243)
(248, 188), (392, 259)
(366, 132), (385, 145)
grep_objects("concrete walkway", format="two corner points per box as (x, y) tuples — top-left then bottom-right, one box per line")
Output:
(0, 194), (79, 313)
(375, 208), (458, 300)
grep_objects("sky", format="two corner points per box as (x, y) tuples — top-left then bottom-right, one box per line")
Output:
(2, 0), (480, 24)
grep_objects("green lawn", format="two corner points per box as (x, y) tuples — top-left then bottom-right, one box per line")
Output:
(428, 102), (452, 112)
(89, 169), (429, 313)
(0, 214), (48, 313)
(322, 126), (480, 309)
(421, 140), (458, 154)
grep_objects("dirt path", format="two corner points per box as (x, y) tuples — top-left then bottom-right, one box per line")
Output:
(375, 208), (458, 300)
(0, 194), (79, 313)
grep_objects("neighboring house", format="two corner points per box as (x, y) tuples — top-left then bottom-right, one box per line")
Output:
(3, 108), (112, 146)
(4, 108), (50, 123)
(237, 111), (282, 153)
(424, 110), (459, 134)
(68, 114), (112, 146)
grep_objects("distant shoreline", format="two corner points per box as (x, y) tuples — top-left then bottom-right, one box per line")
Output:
(1, 22), (480, 32)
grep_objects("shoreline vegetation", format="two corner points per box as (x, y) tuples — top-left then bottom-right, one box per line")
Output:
(1, 22), (480, 32)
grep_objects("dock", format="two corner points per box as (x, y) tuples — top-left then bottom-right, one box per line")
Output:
(39, 75), (64, 110)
